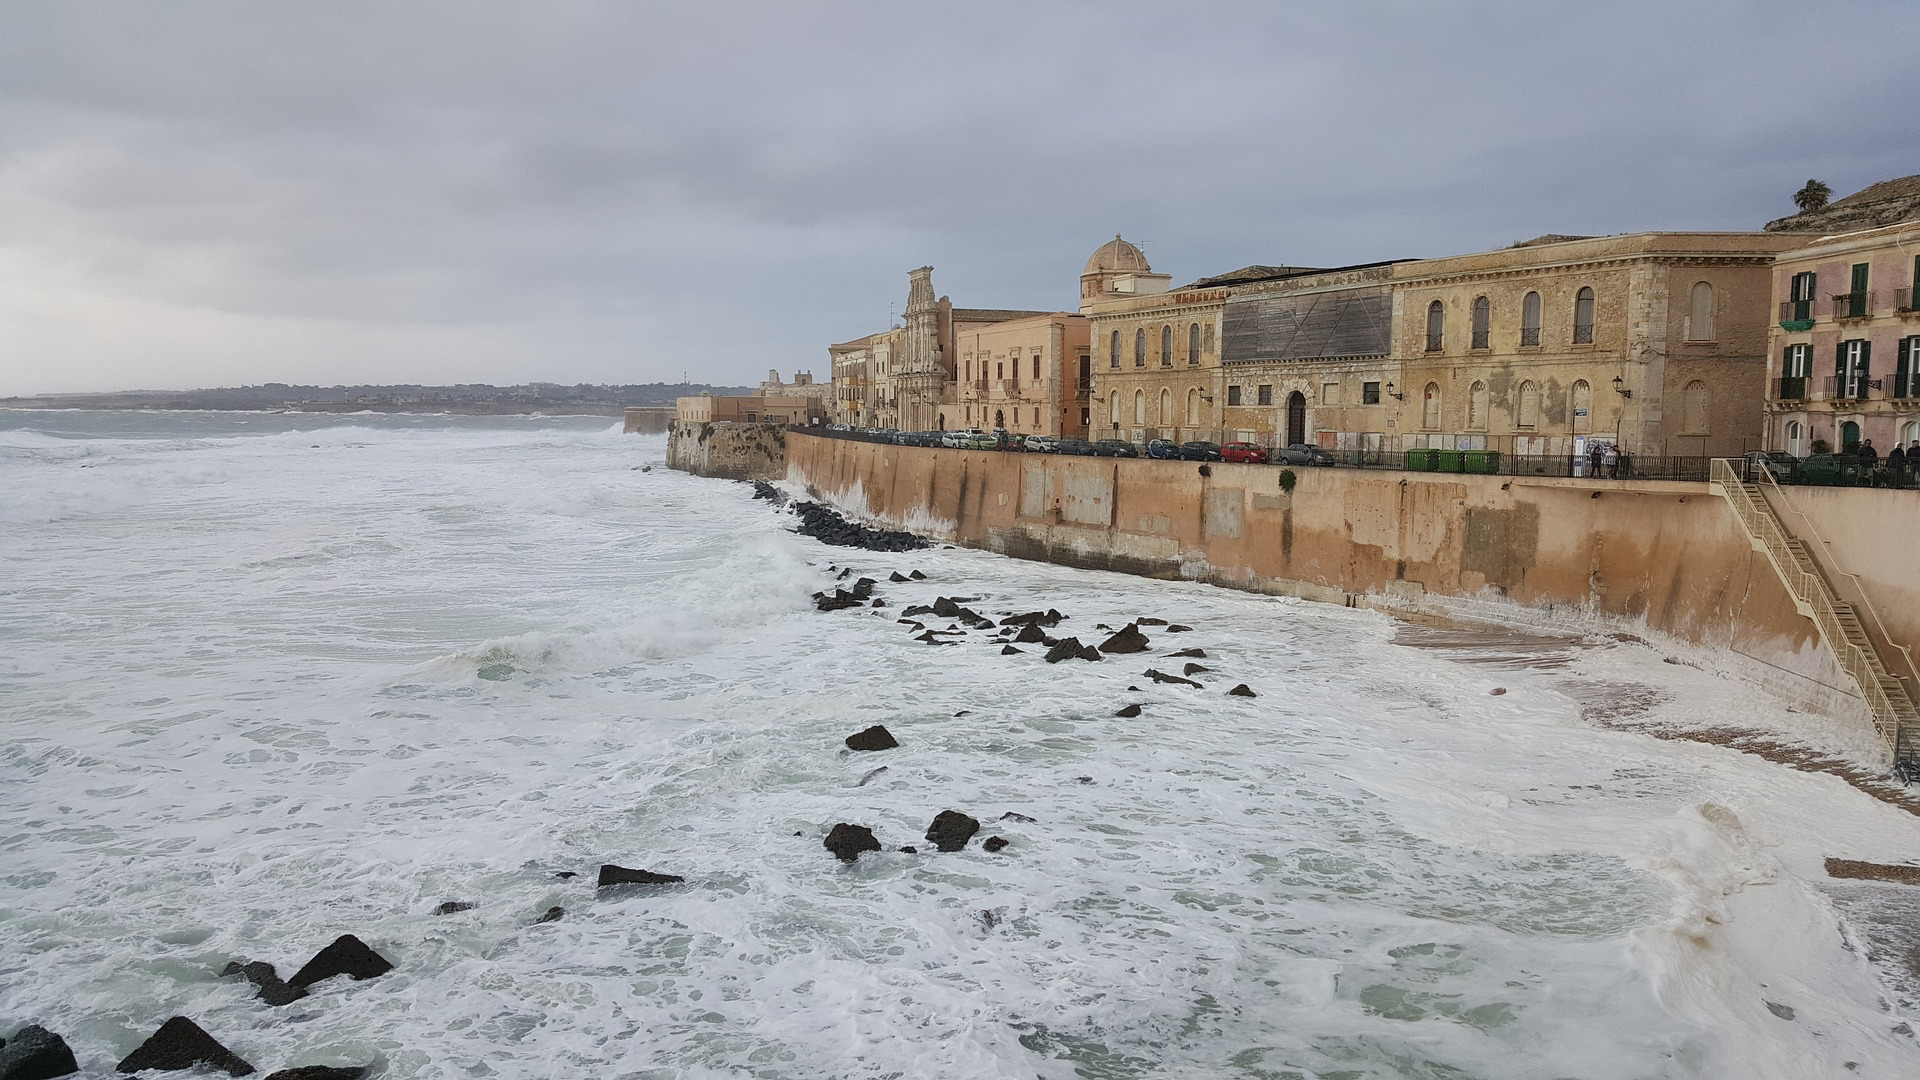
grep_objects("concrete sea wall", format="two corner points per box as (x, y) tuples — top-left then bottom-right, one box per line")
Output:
(664, 421), (788, 481)
(782, 432), (1896, 735)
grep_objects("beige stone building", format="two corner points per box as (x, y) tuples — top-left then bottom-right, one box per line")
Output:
(1082, 236), (1230, 444)
(828, 334), (882, 425)
(758, 369), (832, 403)
(943, 312), (1091, 438)
(675, 391), (825, 426)
(1383, 232), (1800, 464)
(1763, 222), (1920, 456)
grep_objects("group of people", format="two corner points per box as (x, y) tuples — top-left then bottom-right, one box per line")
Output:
(1585, 443), (1629, 479)
(1855, 440), (1920, 488)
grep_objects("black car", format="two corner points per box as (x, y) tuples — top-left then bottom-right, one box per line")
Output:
(1178, 441), (1222, 461)
(1092, 439), (1140, 458)
(1056, 438), (1096, 456)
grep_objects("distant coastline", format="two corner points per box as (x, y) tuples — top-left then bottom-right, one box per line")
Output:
(0, 380), (752, 417)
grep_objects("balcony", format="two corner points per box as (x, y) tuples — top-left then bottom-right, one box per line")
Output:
(1424, 333), (1443, 353)
(1822, 376), (1875, 401)
(1831, 291), (1872, 320)
(1772, 376), (1807, 401)
(1778, 299), (1815, 329)
(1470, 330), (1490, 349)
(1572, 322), (1594, 345)
(1897, 285), (1920, 315)
(1519, 326), (1540, 347)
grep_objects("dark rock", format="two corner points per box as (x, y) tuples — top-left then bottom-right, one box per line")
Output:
(1228, 684), (1257, 697)
(0, 1024), (77, 1080)
(1013, 622), (1053, 645)
(978, 909), (999, 929)
(1168, 647), (1206, 658)
(1098, 623), (1152, 654)
(1043, 638), (1102, 664)
(837, 567), (852, 579)
(930, 597), (963, 618)
(789, 501), (929, 552)
(1167, 624), (1193, 632)
(1135, 617), (1168, 626)
(1144, 668), (1202, 688)
(870, 598), (886, 608)
(954, 709), (971, 717)
(914, 631), (956, 645)
(116, 1017), (254, 1076)
(432, 901), (475, 915)
(889, 571), (910, 583)
(597, 865), (685, 888)
(1183, 663), (1210, 676)
(901, 604), (934, 618)
(287, 935), (393, 989)
(1000, 812), (1037, 823)
(1000, 645), (1022, 655)
(552, 871), (578, 879)
(825, 823), (881, 862)
(982, 836), (1010, 853)
(261, 1068), (368, 1080)
(220, 961), (306, 1007)
(925, 810), (980, 852)
(857, 766), (889, 786)
(1075, 776), (1095, 784)
(536, 906), (564, 924)
(845, 725), (898, 751)
(1115, 704), (1143, 718)
(909, 570), (927, 579)
(1127, 685), (1140, 691)
(815, 589), (864, 612)
(899, 846), (918, 854)
(1490, 687), (1507, 695)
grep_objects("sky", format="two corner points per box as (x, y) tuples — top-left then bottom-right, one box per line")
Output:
(2, 1), (1917, 396)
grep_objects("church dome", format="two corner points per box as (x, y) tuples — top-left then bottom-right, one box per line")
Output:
(1084, 234), (1151, 275)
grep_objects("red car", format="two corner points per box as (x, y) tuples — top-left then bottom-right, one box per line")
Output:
(1220, 442), (1269, 464)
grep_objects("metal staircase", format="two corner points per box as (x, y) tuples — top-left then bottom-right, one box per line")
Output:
(1708, 458), (1920, 778)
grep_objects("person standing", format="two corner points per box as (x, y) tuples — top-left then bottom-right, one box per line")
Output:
(1859, 438), (1878, 464)
(1603, 444), (1618, 479)
(1889, 442), (1908, 489)
(1588, 444), (1604, 479)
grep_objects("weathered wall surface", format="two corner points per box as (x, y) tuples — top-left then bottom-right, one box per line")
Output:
(1765, 484), (1920, 691)
(666, 421), (787, 481)
(623, 406), (674, 434)
(786, 433), (1889, 731)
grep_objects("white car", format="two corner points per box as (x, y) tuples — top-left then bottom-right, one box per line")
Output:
(1023, 435), (1059, 453)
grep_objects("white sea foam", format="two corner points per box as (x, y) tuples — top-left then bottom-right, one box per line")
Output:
(2, 411), (1916, 1078)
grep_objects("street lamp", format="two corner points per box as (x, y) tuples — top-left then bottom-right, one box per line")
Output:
(1612, 375), (1632, 399)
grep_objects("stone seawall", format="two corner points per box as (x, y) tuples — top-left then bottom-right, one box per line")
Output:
(784, 432), (1891, 736)
(665, 421), (788, 481)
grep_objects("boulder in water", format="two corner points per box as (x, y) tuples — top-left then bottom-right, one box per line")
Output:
(909, 570), (927, 580)
(431, 901), (474, 915)
(982, 836), (1010, 853)
(1098, 623), (1151, 654)
(1013, 622), (1053, 645)
(0, 1025), (78, 1080)
(115, 1017), (254, 1077)
(1144, 668), (1201, 688)
(1167, 624), (1193, 633)
(1000, 645), (1021, 655)
(1183, 663), (1210, 676)
(824, 823), (881, 862)
(1043, 638), (1101, 664)
(536, 906), (564, 924)
(597, 865), (685, 888)
(262, 1068), (368, 1080)
(1168, 647), (1206, 658)
(925, 810), (980, 852)
(889, 571), (910, 583)
(219, 960), (306, 1007)
(1228, 684), (1257, 697)
(844, 725), (898, 751)
(1114, 704), (1143, 718)
(287, 935), (393, 989)
(1135, 617), (1168, 626)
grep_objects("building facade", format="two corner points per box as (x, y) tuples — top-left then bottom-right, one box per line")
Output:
(944, 312), (1091, 438)
(1082, 236), (1229, 445)
(1764, 223), (1920, 457)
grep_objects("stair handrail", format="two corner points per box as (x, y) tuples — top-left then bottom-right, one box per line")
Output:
(1710, 459), (1906, 744)
(1752, 463), (1920, 693)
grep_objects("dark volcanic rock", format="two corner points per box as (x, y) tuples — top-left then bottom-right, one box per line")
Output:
(914, 631), (956, 645)
(1043, 638), (1102, 663)
(1183, 663), (1211, 676)
(1114, 703), (1143, 718)
(116, 1017), (254, 1077)
(909, 570), (927, 579)
(889, 571), (910, 582)
(1000, 812), (1037, 823)
(0, 1024), (78, 1080)
(857, 766), (889, 786)
(287, 935), (393, 989)
(220, 961), (307, 1006)
(1168, 647), (1206, 658)
(1014, 622), (1053, 645)
(845, 725), (899, 751)
(789, 500), (929, 552)
(925, 810), (980, 852)
(815, 589), (865, 612)
(1228, 684), (1257, 697)
(824, 823), (881, 862)
(1167, 624), (1194, 632)
(1135, 617), (1168, 626)
(262, 1068), (368, 1080)
(536, 906), (565, 924)
(1144, 668), (1202, 688)
(597, 865), (685, 888)
(552, 871), (578, 879)
(432, 901), (475, 915)
(899, 845), (918, 854)
(851, 577), (877, 598)
(1098, 623), (1152, 654)
(982, 836), (1010, 853)
(901, 604), (934, 618)
(1000, 645), (1022, 655)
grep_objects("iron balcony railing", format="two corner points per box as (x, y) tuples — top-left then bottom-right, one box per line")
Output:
(1773, 376), (1808, 401)
(1572, 322), (1594, 344)
(1519, 326), (1540, 346)
(1470, 330), (1490, 349)
(1424, 333), (1443, 352)
(1823, 376), (1875, 400)
(1832, 291), (1873, 319)
(1779, 299), (1816, 323)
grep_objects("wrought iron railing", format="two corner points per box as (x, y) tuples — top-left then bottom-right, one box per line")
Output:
(1519, 326), (1540, 346)
(1424, 333), (1443, 352)
(1772, 376), (1808, 400)
(1779, 299), (1815, 323)
(1470, 330), (1490, 349)
(1832, 291), (1872, 319)
(1572, 322), (1594, 344)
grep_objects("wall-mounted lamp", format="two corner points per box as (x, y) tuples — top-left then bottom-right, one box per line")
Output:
(1385, 382), (1406, 401)
(1612, 376), (1632, 399)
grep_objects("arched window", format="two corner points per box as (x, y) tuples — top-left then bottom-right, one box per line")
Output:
(1520, 291), (1542, 346)
(1689, 282), (1714, 340)
(1841, 420), (1861, 451)
(1159, 388), (1171, 424)
(1571, 379), (1592, 433)
(1422, 382), (1442, 429)
(1682, 380), (1708, 433)
(1785, 420), (1806, 457)
(1470, 296), (1490, 349)
(1516, 380), (1540, 428)
(1133, 389), (1145, 424)
(1160, 325), (1173, 367)
(1186, 387), (1200, 424)
(1467, 381), (1488, 429)
(1425, 300), (1444, 352)
(1109, 330), (1120, 369)
(1901, 419), (1919, 446)
(1573, 287), (1595, 344)
(1188, 324), (1200, 365)
(1109, 391), (1119, 424)
(1203, 324), (1215, 355)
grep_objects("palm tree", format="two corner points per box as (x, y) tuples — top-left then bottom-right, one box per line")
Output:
(1793, 179), (1833, 213)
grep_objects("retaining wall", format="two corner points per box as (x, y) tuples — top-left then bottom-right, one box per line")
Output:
(665, 421), (787, 481)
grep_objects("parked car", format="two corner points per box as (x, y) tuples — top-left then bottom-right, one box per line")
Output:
(964, 431), (998, 450)
(1276, 443), (1335, 466)
(1220, 442), (1269, 464)
(1146, 438), (1181, 460)
(1178, 441), (1222, 461)
(1796, 453), (1868, 486)
(992, 429), (1024, 451)
(1741, 450), (1799, 481)
(1092, 439), (1140, 458)
(939, 430), (969, 448)
(1023, 434), (1059, 453)
(1056, 438), (1095, 456)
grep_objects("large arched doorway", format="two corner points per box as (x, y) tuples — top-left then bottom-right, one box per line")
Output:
(1841, 420), (1861, 451)
(1286, 391), (1307, 446)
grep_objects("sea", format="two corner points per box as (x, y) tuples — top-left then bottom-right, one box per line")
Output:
(3, 409), (1918, 1080)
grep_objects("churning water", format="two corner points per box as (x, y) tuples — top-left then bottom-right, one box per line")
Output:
(2, 411), (1917, 1079)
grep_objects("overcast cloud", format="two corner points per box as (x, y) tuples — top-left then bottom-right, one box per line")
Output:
(2, 0), (1916, 395)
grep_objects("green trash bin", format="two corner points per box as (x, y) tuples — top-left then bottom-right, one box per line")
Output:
(1433, 449), (1465, 473)
(1462, 450), (1501, 474)
(1405, 447), (1435, 471)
